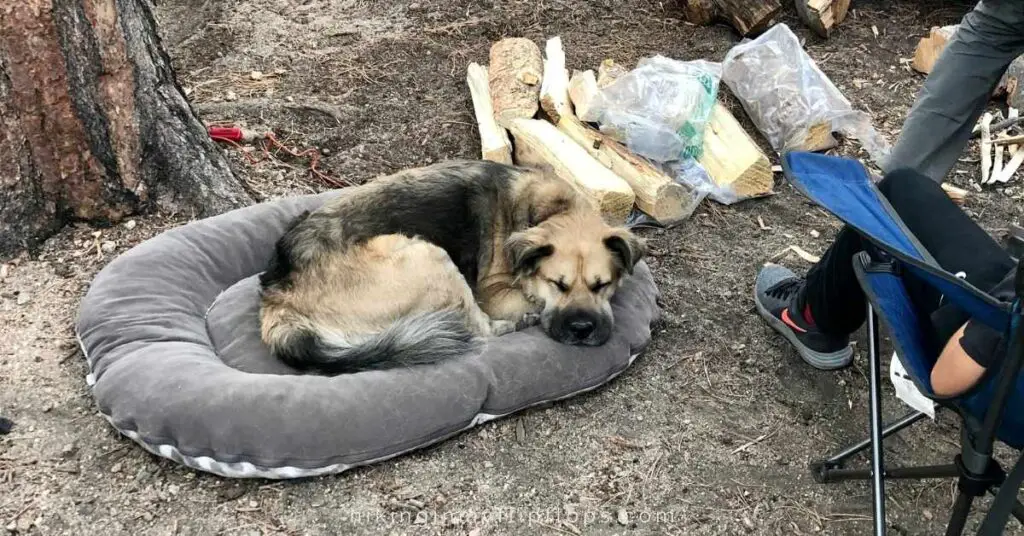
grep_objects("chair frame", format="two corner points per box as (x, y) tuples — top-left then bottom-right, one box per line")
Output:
(809, 252), (1024, 536)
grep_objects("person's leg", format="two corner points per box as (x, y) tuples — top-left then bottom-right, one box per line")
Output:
(883, 1), (1024, 183)
(755, 168), (1013, 370)
(878, 169), (1015, 319)
(753, 227), (866, 370)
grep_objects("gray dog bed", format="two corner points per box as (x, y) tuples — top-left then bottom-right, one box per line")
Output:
(75, 191), (660, 479)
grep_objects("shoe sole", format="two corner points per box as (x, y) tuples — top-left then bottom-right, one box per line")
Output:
(753, 289), (854, 371)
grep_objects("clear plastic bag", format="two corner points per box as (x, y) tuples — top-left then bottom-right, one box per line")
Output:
(721, 23), (891, 165)
(669, 158), (745, 205)
(588, 56), (722, 162)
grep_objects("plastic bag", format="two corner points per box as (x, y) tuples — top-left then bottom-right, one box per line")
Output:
(669, 158), (746, 205)
(721, 23), (891, 165)
(588, 56), (722, 162)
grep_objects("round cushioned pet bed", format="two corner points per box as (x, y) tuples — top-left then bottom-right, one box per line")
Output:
(76, 191), (660, 479)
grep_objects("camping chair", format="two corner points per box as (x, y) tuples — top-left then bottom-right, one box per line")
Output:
(781, 152), (1024, 536)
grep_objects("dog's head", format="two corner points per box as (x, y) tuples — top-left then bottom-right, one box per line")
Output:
(505, 212), (646, 346)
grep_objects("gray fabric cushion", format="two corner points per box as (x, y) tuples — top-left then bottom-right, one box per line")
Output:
(75, 191), (660, 479)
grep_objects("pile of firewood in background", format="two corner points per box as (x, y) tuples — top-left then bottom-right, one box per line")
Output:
(682, 0), (850, 38)
(467, 37), (773, 226)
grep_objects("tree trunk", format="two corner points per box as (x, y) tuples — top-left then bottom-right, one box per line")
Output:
(0, 0), (251, 255)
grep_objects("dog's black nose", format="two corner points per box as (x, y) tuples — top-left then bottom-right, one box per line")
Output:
(568, 319), (595, 339)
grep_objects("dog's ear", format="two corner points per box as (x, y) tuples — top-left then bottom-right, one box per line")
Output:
(505, 230), (554, 276)
(604, 228), (646, 275)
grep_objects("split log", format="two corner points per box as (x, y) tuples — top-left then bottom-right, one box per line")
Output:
(800, 122), (838, 153)
(507, 118), (636, 223)
(489, 38), (543, 124)
(912, 25), (957, 74)
(795, 0), (850, 38)
(466, 63), (513, 164)
(597, 59), (627, 88)
(994, 111), (1024, 183)
(539, 37), (571, 125)
(680, 0), (782, 36)
(995, 149), (1024, 184)
(698, 102), (774, 199)
(981, 112), (994, 184)
(569, 70), (601, 122)
(539, 38), (692, 224)
(0, 0), (251, 256)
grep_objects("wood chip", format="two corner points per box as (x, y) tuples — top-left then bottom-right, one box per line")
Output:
(790, 245), (821, 264)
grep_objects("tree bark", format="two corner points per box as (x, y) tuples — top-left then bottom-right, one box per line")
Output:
(0, 0), (251, 255)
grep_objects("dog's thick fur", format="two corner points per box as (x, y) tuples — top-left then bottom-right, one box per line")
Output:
(258, 160), (645, 374)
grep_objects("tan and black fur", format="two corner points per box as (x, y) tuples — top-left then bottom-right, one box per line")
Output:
(258, 160), (645, 374)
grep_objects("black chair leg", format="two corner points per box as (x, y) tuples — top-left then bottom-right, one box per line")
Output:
(812, 410), (928, 479)
(1014, 499), (1024, 525)
(868, 305), (888, 536)
(985, 488), (1024, 525)
(945, 490), (975, 536)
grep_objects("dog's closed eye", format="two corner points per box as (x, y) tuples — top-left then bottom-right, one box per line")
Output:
(549, 278), (569, 292)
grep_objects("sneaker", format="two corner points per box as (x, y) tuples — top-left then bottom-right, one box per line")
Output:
(754, 264), (854, 370)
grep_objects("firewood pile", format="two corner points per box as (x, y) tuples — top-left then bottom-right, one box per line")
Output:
(680, 0), (849, 38)
(467, 37), (773, 226)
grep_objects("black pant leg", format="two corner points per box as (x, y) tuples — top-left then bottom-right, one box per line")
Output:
(801, 227), (870, 336)
(801, 168), (1013, 339)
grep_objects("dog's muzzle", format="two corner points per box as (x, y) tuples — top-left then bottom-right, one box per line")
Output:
(548, 308), (612, 346)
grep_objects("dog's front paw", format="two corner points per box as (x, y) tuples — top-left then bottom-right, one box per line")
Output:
(489, 319), (519, 337)
(515, 313), (542, 331)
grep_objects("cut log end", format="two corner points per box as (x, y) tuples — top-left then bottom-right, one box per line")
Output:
(699, 102), (774, 200)
(795, 0), (850, 38)
(721, 0), (782, 35)
(912, 25), (957, 75)
(682, 0), (715, 26)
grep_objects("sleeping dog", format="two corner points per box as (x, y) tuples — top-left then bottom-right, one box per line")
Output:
(258, 160), (645, 374)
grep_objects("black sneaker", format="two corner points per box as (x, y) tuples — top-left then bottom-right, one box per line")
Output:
(754, 264), (854, 370)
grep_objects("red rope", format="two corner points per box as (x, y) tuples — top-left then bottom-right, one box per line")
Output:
(206, 125), (353, 188)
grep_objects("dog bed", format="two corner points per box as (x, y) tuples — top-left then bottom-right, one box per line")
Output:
(75, 191), (660, 479)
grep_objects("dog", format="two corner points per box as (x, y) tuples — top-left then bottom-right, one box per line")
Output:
(258, 160), (645, 374)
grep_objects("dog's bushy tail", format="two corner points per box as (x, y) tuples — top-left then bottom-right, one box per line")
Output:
(270, 310), (481, 374)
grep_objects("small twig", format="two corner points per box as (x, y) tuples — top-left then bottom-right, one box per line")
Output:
(731, 429), (778, 455)
(662, 351), (700, 372)
(6, 500), (36, 527)
(59, 347), (81, 364)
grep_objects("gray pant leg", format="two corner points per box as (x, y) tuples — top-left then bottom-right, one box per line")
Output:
(884, 0), (1024, 183)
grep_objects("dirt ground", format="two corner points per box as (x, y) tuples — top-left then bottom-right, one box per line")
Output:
(4, 0), (1024, 534)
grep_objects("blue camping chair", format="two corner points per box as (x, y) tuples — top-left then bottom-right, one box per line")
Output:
(782, 152), (1024, 536)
